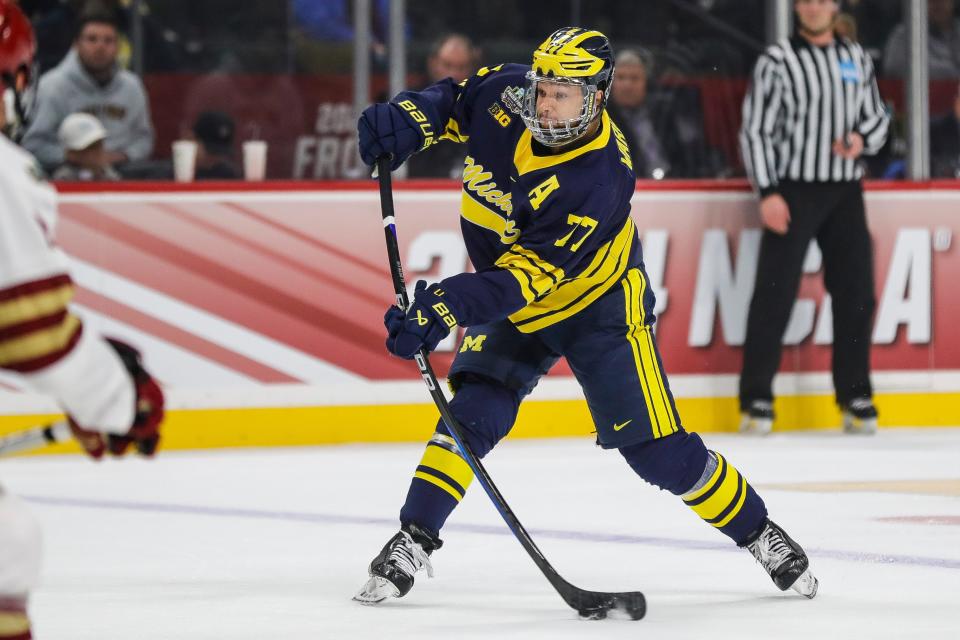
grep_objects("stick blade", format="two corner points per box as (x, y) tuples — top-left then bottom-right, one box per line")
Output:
(569, 589), (646, 621)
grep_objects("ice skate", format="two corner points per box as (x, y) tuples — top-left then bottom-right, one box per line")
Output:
(739, 400), (774, 435)
(353, 524), (442, 604)
(843, 397), (878, 435)
(743, 518), (818, 598)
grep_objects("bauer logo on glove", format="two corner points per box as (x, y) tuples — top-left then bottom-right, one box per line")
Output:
(384, 281), (459, 359)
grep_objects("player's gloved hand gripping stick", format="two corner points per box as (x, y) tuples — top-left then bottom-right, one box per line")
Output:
(375, 155), (646, 620)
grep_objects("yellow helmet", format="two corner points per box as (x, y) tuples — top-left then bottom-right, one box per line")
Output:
(521, 27), (615, 147)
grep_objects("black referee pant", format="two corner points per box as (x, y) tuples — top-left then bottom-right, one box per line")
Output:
(739, 180), (876, 411)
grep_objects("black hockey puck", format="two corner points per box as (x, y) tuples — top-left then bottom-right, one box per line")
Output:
(578, 607), (608, 620)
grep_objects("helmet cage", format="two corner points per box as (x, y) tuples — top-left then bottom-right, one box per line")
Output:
(2, 61), (38, 139)
(520, 70), (601, 147)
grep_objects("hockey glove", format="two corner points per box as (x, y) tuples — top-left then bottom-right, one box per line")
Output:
(384, 280), (459, 359)
(358, 102), (427, 170)
(69, 338), (165, 459)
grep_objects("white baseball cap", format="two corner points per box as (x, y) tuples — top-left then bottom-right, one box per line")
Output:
(57, 113), (107, 151)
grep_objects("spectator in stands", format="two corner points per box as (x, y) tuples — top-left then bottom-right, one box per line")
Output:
(931, 82), (960, 177)
(406, 33), (481, 179)
(607, 49), (725, 179)
(82, 0), (186, 72)
(425, 32), (480, 86)
(883, 0), (960, 79)
(607, 49), (670, 179)
(191, 110), (240, 180)
(22, 10), (154, 172)
(51, 112), (120, 180)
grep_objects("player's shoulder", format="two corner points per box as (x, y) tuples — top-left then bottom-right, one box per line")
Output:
(467, 63), (528, 97)
(474, 63), (528, 83)
(757, 39), (793, 65)
(0, 137), (45, 184)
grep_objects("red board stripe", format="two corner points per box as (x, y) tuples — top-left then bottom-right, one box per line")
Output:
(154, 203), (386, 307)
(222, 202), (388, 278)
(63, 205), (388, 357)
(74, 289), (299, 383)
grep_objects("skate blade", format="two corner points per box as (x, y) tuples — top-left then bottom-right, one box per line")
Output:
(790, 569), (819, 599)
(843, 418), (877, 435)
(739, 417), (773, 436)
(353, 576), (400, 605)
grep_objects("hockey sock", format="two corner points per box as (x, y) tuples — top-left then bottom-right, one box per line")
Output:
(0, 599), (31, 640)
(620, 431), (767, 545)
(399, 377), (519, 535)
(399, 432), (474, 536)
(681, 450), (767, 545)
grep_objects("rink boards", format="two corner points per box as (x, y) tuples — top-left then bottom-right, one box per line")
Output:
(1, 181), (958, 452)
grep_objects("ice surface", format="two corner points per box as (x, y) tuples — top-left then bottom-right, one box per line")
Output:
(2, 428), (958, 639)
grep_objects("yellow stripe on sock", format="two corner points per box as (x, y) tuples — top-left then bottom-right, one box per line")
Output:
(713, 476), (748, 528)
(420, 443), (474, 492)
(413, 471), (463, 500)
(684, 455), (744, 523)
(0, 611), (30, 635)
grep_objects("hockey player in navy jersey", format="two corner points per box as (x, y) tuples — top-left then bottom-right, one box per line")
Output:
(353, 27), (818, 605)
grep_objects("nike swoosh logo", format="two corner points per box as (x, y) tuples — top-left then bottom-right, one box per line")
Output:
(613, 420), (633, 432)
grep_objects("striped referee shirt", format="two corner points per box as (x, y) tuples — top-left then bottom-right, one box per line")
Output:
(740, 36), (890, 196)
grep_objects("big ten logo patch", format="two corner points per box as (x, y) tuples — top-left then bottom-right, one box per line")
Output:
(459, 335), (487, 352)
(487, 103), (512, 127)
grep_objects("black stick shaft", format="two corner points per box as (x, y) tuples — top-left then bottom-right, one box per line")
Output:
(0, 420), (71, 457)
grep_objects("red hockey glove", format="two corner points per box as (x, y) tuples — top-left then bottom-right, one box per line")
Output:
(69, 339), (165, 459)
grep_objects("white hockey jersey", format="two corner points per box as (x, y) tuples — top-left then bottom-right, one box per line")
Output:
(0, 135), (134, 434)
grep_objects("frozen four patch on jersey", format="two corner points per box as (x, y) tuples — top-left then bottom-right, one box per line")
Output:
(501, 86), (524, 115)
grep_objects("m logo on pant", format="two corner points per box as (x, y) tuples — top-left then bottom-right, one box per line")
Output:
(459, 335), (487, 352)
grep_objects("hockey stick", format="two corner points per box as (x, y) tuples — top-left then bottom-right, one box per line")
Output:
(375, 155), (646, 620)
(0, 420), (71, 457)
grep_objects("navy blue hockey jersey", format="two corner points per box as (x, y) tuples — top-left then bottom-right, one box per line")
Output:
(397, 63), (642, 333)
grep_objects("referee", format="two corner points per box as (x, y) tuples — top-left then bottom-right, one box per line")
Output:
(738, 0), (890, 435)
